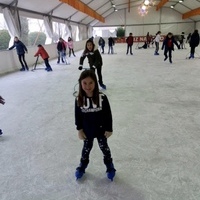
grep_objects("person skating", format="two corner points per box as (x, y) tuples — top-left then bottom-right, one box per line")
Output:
(126, 32), (134, 55)
(75, 70), (116, 181)
(0, 96), (5, 135)
(34, 44), (53, 72)
(79, 39), (106, 89)
(189, 30), (199, 59)
(8, 36), (29, 71)
(154, 31), (161, 55)
(161, 32), (180, 63)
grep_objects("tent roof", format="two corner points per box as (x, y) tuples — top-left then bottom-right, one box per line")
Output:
(0, 0), (199, 26)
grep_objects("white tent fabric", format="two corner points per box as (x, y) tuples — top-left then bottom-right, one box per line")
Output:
(43, 16), (53, 43)
(78, 24), (88, 41)
(2, 7), (21, 46)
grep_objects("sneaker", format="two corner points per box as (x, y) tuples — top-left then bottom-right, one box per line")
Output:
(164, 56), (168, 61)
(20, 68), (25, 71)
(0, 129), (3, 135)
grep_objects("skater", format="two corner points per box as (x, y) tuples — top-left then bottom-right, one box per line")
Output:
(98, 37), (105, 54)
(161, 32), (180, 64)
(75, 70), (116, 181)
(34, 44), (53, 72)
(126, 32), (134, 55)
(57, 37), (69, 64)
(79, 39), (106, 89)
(0, 96), (5, 135)
(68, 37), (76, 57)
(188, 30), (199, 59)
(179, 32), (185, 49)
(8, 36), (29, 71)
(108, 36), (115, 54)
(138, 42), (148, 49)
(153, 31), (161, 55)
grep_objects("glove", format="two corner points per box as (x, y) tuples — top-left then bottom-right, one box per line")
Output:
(78, 66), (83, 70)
(78, 129), (86, 140)
(104, 131), (112, 138)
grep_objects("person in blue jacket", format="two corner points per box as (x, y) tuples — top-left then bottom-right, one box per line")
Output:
(8, 36), (29, 71)
(74, 69), (116, 181)
(161, 32), (180, 63)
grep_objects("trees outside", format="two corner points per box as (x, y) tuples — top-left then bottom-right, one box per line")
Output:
(0, 30), (10, 50)
(28, 32), (46, 46)
(20, 17), (29, 46)
(116, 27), (125, 37)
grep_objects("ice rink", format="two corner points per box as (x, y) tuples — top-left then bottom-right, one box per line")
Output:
(0, 43), (200, 200)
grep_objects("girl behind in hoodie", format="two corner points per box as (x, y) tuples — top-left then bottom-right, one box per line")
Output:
(34, 44), (53, 72)
(79, 39), (106, 89)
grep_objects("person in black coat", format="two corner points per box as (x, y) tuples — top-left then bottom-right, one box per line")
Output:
(74, 70), (116, 180)
(161, 32), (180, 63)
(79, 39), (106, 89)
(189, 30), (200, 59)
(0, 95), (5, 135)
(8, 36), (29, 71)
(98, 37), (105, 54)
(108, 37), (115, 54)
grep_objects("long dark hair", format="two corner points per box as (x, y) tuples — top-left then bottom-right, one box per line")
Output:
(83, 39), (95, 54)
(77, 70), (99, 107)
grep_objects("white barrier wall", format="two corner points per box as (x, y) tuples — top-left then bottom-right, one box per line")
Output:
(0, 40), (87, 76)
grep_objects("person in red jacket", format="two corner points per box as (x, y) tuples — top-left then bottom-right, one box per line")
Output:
(126, 32), (134, 55)
(34, 44), (53, 72)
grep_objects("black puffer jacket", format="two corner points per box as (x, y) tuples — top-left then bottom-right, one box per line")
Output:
(189, 30), (200, 47)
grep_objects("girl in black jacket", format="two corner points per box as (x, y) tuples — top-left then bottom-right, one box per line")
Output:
(8, 36), (29, 71)
(161, 32), (180, 63)
(79, 39), (106, 89)
(75, 70), (116, 181)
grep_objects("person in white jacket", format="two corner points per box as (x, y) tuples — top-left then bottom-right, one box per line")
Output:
(154, 31), (161, 55)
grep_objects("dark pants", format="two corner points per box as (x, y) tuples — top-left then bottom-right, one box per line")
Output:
(80, 136), (112, 164)
(108, 46), (113, 54)
(69, 48), (75, 57)
(126, 44), (133, 54)
(91, 66), (103, 85)
(44, 58), (52, 70)
(164, 48), (172, 61)
(155, 42), (159, 53)
(18, 54), (28, 69)
(190, 46), (196, 55)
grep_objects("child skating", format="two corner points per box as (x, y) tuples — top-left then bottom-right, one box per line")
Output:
(74, 70), (116, 181)
(0, 96), (5, 135)
(34, 44), (53, 71)
(79, 39), (106, 89)
(161, 32), (180, 63)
